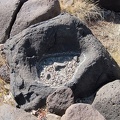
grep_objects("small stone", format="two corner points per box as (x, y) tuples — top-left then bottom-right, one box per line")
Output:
(46, 113), (61, 120)
(54, 62), (66, 71)
(46, 73), (51, 80)
(46, 87), (74, 116)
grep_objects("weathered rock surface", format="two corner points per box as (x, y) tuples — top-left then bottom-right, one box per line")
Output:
(0, 64), (10, 83)
(0, 0), (60, 43)
(46, 113), (61, 120)
(46, 87), (74, 116)
(0, 0), (27, 43)
(92, 80), (120, 120)
(4, 13), (120, 111)
(0, 104), (37, 120)
(10, 0), (60, 37)
(94, 0), (120, 12)
(61, 103), (106, 120)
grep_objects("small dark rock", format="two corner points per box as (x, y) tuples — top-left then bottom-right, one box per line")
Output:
(46, 87), (74, 116)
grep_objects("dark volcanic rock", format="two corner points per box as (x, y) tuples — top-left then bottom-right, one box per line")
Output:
(61, 103), (106, 120)
(4, 13), (120, 111)
(46, 87), (74, 116)
(94, 0), (120, 12)
(0, 104), (37, 120)
(10, 0), (60, 37)
(92, 80), (120, 120)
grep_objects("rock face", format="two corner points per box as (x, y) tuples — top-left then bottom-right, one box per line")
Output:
(46, 87), (74, 116)
(10, 0), (60, 37)
(92, 80), (120, 120)
(0, 0), (21, 43)
(4, 13), (120, 111)
(0, 104), (37, 120)
(61, 103), (106, 120)
(94, 0), (120, 12)
(0, 0), (60, 43)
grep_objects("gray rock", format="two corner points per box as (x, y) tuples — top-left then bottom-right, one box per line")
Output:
(4, 13), (120, 111)
(94, 0), (120, 12)
(0, 0), (27, 43)
(46, 113), (61, 120)
(0, 64), (10, 83)
(61, 103), (106, 120)
(46, 87), (74, 116)
(10, 0), (60, 37)
(92, 80), (120, 120)
(0, 104), (37, 120)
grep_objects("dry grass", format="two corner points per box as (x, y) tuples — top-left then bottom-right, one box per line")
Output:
(0, 78), (8, 105)
(60, 0), (103, 24)
(90, 21), (120, 66)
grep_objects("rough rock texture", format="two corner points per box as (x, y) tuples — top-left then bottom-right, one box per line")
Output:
(94, 0), (120, 12)
(46, 113), (61, 120)
(46, 87), (74, 116)
(92, 80), (120, 120)
(0, 0), (21, 43)
(10, 0), (60, 37)
(0, 104), (37, 120)
(4, 13), (120, 111)
(0, 64), (10, 83)
(61, 103), (106, 120)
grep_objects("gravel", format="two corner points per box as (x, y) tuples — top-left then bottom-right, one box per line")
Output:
(38, 52), (80, 87)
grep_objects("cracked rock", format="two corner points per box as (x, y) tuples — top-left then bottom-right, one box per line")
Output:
(0, 0), (26, 43)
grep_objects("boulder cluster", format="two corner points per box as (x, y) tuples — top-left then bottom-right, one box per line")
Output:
(0, 0), (120, 120)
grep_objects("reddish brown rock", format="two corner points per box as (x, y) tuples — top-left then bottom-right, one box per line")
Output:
(46, 87), (74, 116)
(61, 103), (106, 120)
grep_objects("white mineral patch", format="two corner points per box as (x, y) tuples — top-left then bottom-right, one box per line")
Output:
(38, 53), (80, 87)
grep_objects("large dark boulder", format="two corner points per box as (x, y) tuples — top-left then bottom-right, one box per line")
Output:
(4, 13), (120, 111)
(94, 0), (120, 12)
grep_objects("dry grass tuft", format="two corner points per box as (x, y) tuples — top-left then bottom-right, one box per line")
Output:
(60, 0), (103, 24)
(0, 78), (8, 105)
(90, 21), (120, 66)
